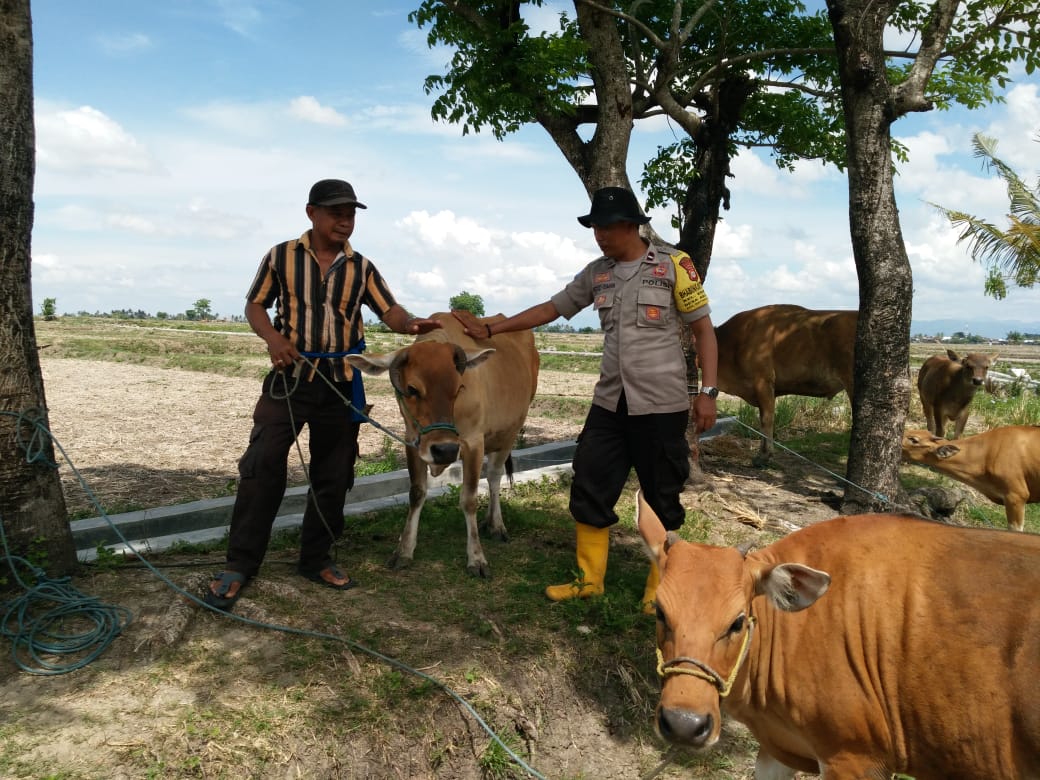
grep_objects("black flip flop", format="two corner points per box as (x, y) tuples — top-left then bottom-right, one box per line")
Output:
(297, 563), (357, 591)
(204, 570), (248, 611)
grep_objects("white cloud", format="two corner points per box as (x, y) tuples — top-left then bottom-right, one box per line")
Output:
(289, 96), (347, 126)
(35, 104), (162, 175)
(94, 32), (152, 55)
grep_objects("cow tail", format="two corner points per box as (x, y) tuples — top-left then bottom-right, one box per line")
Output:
(506, 454), (515, 487)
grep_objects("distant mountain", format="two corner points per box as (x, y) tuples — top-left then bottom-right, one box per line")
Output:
(911, 319), (1040, 340)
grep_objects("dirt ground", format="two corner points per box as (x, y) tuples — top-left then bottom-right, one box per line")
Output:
(0, 359), (851, 779)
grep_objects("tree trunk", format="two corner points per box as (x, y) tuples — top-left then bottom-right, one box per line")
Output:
(826, 0), (913, 514)
(0, 0), (77, 577)
(674, 75), (755, 484)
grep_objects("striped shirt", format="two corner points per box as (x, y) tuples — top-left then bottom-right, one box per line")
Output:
(246, 231), (398, 382)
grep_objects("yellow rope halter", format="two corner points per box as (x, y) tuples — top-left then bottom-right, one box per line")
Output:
(655, 615), (756, 698)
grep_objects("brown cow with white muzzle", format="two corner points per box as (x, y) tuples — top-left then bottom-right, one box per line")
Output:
(636, 491), (1040, 779)
(347, 312), (538, 577)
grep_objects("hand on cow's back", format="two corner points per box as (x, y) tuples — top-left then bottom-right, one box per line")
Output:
(450, 309), (485, 337)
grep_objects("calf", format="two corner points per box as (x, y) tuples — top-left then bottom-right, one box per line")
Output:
(636, 492), (1040, 778)
(902, 426), (1040, 532)
(714, 304), (856, 462)
(347, 313), (539, 577)
(916, 348), (997, 438)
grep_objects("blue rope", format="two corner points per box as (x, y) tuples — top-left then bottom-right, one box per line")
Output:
(0, 409), (133, 674)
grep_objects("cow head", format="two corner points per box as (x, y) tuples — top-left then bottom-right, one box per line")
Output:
(901, 429), (961, 464)
(346, 342), (494, 470)
(636, 491), (830, 749)
(947, 349), (998, 386)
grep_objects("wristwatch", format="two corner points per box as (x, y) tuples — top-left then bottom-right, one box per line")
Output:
(699, 386), (719, 399)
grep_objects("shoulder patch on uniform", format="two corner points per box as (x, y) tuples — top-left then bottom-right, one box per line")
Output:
(670, 252), (709, 313)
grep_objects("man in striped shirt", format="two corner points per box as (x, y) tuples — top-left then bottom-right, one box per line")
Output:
(205, 179), (440, 611)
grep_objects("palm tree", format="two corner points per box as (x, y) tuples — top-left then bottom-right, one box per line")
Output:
(933, 132), (1040, 299)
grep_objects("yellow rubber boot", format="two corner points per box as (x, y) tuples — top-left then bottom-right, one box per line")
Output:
(641, 560), (661, 615)
(545, 524), (609, 601)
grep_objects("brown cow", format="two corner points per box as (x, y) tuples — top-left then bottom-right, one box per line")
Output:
(917, 348), (997, 438)
(346, 312), (538, 577)
(714, 304), (856, 462)
(902, 426), (1040, 532)
(636, 492), (1040, 779)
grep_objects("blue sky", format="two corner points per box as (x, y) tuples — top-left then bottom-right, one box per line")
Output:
(30, 1), (1040, 336)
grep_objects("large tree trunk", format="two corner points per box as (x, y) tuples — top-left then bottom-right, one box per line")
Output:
(0, 0), (77, 577)
(827, 0), (912, 513)
(675, 75), (755, 483)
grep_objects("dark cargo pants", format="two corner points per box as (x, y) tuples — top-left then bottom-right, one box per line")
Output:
(225, 369), (360, 576)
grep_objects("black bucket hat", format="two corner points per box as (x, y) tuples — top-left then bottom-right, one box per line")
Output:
(577, 187), (651, 227)
(308, 179), (367, 209)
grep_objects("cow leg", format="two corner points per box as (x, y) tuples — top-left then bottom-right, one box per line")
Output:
(952, 407), (971, 438)
(1005, 495), (1026, 532)
(921, 398), (936, 434)
(481, 449), (509, 542)
(460, 442), (492, 578)
(754, 750), (797, 779)
(933, 410), (946, 438)
(753, 391), (777, 465)
(389, 446), (427, 570)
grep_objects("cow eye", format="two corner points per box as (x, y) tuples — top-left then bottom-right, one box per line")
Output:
(405, 384), (420, 398)
(727, 615), (745, 636)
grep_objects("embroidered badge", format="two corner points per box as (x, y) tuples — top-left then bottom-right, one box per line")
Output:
(646, 306), (661, 321)
(594, 272), (611, 284)
(595, 294), (607, 307)
(653, 263), (668, 277)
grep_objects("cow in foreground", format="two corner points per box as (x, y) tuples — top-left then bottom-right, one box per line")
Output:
(714, 304), (856, 462)
(346, 312), (539, 577)
(636, 492), (1040, 779)
(902, 426), (1040, 532)
(917, 348), (997, 438)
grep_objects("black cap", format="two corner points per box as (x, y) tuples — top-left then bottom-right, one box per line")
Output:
(308, 179), (367, 209)
(577, 187), (651, 227)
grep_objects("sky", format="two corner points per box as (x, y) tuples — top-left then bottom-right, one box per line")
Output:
(29, 1), (1040, 337)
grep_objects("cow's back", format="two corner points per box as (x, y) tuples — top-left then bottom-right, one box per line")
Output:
(743, 514), (1040, 776)
(715, 304), (856, 402)
(917, 353), (957, 400)
(418, 313), (539, 448)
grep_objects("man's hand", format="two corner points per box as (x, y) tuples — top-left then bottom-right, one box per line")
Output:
(691, 393), (717, 434)
(451, 309), (486, 338)
(406, 317), (443, 335)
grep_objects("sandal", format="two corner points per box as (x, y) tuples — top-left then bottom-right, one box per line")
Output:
(297, 563), (357, 591)
(204, 570), (248, 611)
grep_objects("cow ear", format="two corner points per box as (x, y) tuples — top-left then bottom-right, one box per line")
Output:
(635, 490), (668, 561)
(935, 444), (960, 459)
(990, 352), (999, 363)
(946, 348), (960, 361)
(345, 350), (403, 376)
(754, 562), (831, 612)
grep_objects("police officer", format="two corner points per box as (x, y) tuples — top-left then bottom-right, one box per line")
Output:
(453, 186), (718, 613)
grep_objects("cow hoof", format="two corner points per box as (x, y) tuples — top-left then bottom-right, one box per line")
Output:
(387, 554), (413, 571)
(482, 524), (509, 543)
(467, 561), (493, 579)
